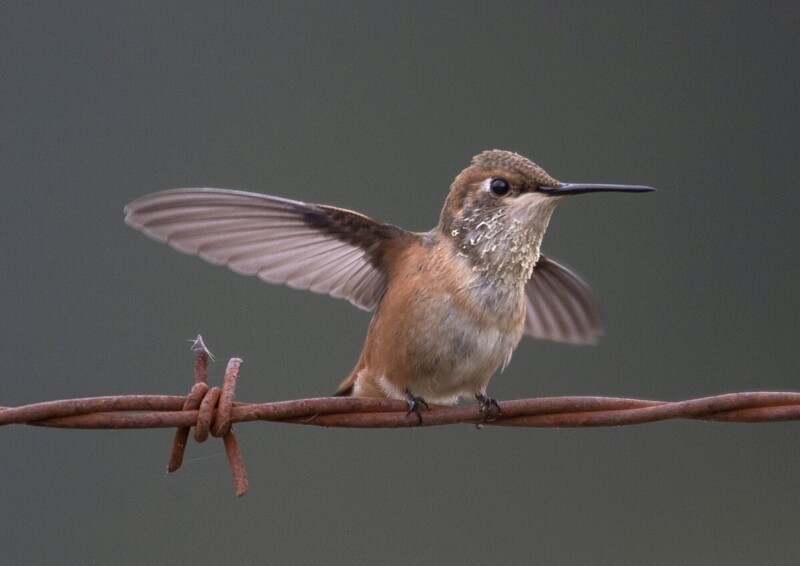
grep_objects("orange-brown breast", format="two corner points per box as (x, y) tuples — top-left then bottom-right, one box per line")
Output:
(343, 235), (526, 403)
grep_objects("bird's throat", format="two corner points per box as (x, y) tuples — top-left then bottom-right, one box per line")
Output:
(449, 200), (558, 286)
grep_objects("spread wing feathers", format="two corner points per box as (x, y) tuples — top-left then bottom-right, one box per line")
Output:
(124, 188), (410, 311)
(524, 255), (603, 344)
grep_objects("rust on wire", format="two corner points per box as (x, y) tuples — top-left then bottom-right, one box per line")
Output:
(167, 338), (211, 473)
(1, 335), (798, 497)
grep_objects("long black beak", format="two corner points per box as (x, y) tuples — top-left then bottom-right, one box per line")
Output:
(538, 183), (656, 196)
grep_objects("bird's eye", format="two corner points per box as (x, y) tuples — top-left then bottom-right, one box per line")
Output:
(489, 178), (510, 196)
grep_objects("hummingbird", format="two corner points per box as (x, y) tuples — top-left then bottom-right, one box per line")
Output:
(124, 150), (653, 419)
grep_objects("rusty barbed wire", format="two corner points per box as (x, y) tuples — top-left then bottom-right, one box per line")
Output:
(2, 336), (798, 496)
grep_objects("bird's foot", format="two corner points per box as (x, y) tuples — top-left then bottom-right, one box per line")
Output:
(475, 392), (502, 421)
(405, 390), (430, 425)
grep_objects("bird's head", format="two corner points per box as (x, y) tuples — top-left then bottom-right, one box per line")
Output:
(438, 149), (654, 284)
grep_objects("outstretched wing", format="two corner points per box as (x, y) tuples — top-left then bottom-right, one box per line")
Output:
(524, 255), (603, 344)
(124, 188), (410, 310)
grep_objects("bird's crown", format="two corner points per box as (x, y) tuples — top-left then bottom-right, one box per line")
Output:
(470, 150), (561, 188)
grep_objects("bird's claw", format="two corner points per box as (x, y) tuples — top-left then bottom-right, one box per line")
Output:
(405, 390), (430, 425)
(475, 393), (502, 421)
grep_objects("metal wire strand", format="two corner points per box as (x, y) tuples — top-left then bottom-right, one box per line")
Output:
(2, 336), (798, 496)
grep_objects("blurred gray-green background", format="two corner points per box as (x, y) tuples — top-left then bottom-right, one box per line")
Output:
(2, 2), (798, 564)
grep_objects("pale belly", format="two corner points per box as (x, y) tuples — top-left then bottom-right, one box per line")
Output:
(382, 290), (524, 404)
